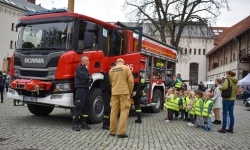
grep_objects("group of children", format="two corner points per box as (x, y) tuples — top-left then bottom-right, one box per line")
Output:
(164, 89), (215, 131)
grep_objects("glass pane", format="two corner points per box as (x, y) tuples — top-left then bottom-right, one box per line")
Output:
(17, 22), (73, 50)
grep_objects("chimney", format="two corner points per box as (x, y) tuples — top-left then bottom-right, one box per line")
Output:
(27, 0), (36, 4)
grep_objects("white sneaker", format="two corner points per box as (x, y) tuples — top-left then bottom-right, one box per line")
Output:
(165, 119), (171, 123)
(188, 123), (194, 126)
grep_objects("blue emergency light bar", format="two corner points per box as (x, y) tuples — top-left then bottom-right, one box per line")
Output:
(24, 8), (68, 16)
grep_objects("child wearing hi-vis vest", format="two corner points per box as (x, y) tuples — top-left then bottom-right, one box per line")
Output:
(165, 91), (183, 123)
(164, 88), (175, 122)
(179, 90), (186, 119)
(194, 90), (205, 128)
(187, 91), (196, 126)
(202, 92), (214, 131)
(182, 90), (190, 121)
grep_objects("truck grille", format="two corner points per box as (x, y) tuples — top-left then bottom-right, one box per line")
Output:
(20, 70), (48, 77)
(14, 57), (22, 66)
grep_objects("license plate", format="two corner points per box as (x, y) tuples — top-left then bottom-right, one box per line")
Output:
(23, 96), (37, 102)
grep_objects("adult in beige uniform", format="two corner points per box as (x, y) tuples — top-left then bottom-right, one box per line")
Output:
(109, 58), (134, 138)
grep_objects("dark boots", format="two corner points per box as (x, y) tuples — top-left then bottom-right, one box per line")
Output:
(102, 116), (110, 130)
(81, 116), (90, 130)
(135, 112), (142, 124)
(212, 120), (221, 125)
(72, 116), (80, 131)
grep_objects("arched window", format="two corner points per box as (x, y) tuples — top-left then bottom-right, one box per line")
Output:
(189, 63), (199, 86)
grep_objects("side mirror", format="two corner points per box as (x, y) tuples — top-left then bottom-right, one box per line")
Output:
(83, 32), (94, 49)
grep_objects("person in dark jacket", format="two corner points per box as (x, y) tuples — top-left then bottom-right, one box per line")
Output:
(100, 62), (116, 130)
(72, 56), (93, 131)
(0, 71), (5, 103)
(133, 77), (145, 124)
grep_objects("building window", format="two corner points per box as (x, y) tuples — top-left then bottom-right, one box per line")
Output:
(194, 49), (196, 55)
(185, 48), (187, 54)
(10, 41), (13, 49)
(198, 49), (201, 55)
(189, 49), (192, 54)
(233, 53), (235, 61)
(225, 57), (228, 64)
(221, 60), (223, 66)
(11, 23), (14, 31)
(15, 41), (16, 49)
(203, 49), (205, 55)
(189, 63), (199, 86)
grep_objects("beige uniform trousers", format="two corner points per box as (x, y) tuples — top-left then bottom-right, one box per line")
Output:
(110, 94), (131, 135)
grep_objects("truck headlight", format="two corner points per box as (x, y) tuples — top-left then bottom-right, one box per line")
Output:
(54, 83), (72, 92)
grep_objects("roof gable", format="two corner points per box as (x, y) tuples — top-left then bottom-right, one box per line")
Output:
(207, 15), (250, 56)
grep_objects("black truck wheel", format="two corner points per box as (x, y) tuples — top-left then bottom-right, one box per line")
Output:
(88, 88), (104, 124)
(148, 89), (163, 113)
(27, 104), (54, 116)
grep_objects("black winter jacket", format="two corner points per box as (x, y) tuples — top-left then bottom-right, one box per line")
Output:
(74, 64), (93, 88)
(133, 83), (143, 98)
(100, 72), (111, 94)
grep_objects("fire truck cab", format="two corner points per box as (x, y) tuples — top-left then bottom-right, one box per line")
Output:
(7, 8), (177, 123)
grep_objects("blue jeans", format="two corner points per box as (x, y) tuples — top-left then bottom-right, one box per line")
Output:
(206, 117), (212, 128)
(222, 100), (235, 129)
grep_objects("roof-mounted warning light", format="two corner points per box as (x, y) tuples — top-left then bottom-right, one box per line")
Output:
(24, 8), (68, 16)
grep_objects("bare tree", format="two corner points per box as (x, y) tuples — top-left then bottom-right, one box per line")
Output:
(123, 0), (229, 49)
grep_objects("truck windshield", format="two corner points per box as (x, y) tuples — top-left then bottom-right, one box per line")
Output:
(16, 22), (73, 50)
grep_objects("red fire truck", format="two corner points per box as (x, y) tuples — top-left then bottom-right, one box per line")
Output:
(7, 8), (177, 123)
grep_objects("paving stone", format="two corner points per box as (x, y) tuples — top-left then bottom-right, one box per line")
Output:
(0, 96), (250, 149)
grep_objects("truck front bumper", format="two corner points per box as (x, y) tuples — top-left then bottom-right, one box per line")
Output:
(7, 88), (74, 107)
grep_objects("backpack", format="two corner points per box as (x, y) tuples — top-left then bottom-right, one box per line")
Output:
(0, 77), (4, 88)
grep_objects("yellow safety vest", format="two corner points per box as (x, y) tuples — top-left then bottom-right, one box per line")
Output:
(202, 100), (214, 117)
(179, 96), (185, 110)
(175, 79), (182, 88)
(164, 94), (174, 110)
(184, 96), (190, 111)
(173, 97), (181, 111)
(189, 100), (195, 115)
(194, 98), (203, 116)
(156, 62), (164, 67)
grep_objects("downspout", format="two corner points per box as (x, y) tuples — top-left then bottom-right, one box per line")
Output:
(205, 26), (209, 81)
(237, 37), (240, 80)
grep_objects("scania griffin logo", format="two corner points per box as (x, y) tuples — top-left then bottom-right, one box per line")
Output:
(24, 58), (44, 63)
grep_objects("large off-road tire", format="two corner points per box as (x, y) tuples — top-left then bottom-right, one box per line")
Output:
(148, 89), (163, 113)
(27, 104), (54, 116)
(88, 88), (104, 124)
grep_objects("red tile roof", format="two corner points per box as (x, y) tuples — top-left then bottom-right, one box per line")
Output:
(207, 15), (250, 56)
(210, 27), (229, 45)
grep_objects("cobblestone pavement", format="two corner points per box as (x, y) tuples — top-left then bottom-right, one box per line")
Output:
(0, 95), (250, 150)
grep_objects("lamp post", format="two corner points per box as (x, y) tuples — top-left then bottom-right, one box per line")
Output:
(68, 0), (74, 12)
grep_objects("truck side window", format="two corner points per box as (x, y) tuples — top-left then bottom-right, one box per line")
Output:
(78, 20), (99, 50)
(78, 21), (87, 50)
(110, 31), (124, 56)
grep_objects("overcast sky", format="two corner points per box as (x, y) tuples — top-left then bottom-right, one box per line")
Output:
(36, 0), (249, 27)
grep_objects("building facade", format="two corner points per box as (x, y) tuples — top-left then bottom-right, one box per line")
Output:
(206, 15), (250, 81)
(0, 0), (45, 72)
(168, 25), (214, 88)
